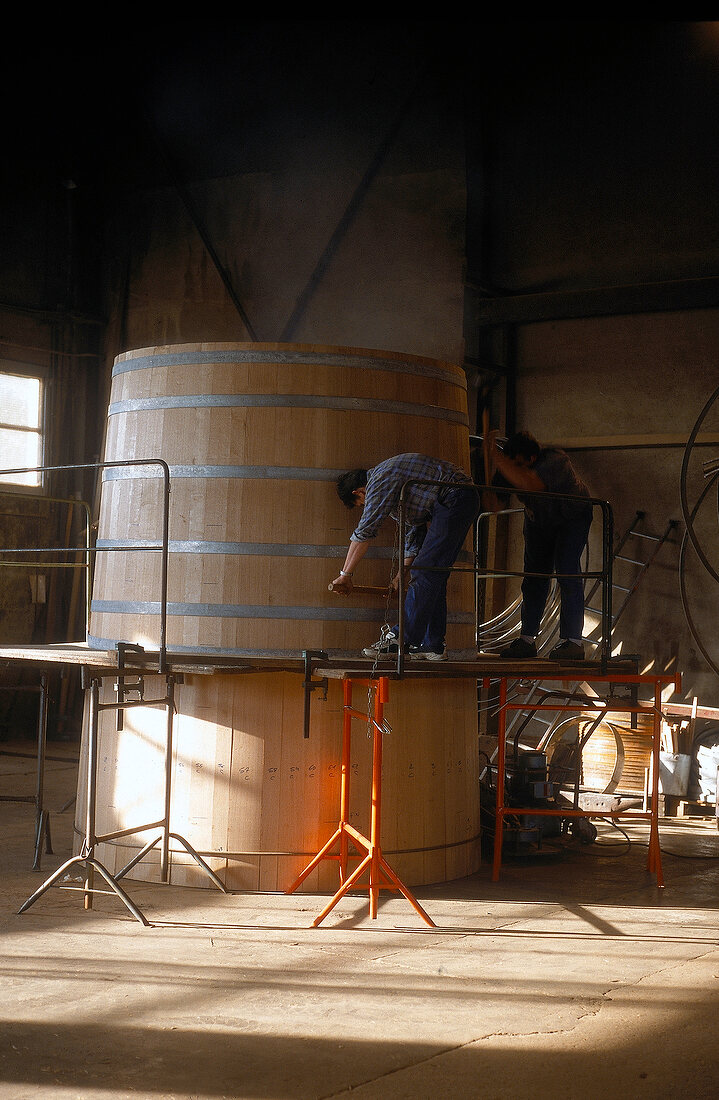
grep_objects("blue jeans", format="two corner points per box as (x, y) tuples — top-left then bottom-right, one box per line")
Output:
(520, 516), (592, 640)
(393, 485), (480, 651)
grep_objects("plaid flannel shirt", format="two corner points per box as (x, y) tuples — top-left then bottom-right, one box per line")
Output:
(350, 453), (472, 557)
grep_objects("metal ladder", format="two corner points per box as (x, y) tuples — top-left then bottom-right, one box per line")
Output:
(535, 510), (678, 656)
(492, 511), (678, 759)
(584, 510), (678, 631)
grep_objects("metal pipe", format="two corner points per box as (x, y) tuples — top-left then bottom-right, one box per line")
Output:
(33, 675), (49, 861)
(600, 500), (614, 669)
(84, 677), (100, 910)
(161, 675), (176, 881)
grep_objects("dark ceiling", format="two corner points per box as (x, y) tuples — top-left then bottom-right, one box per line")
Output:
(2, 20), (718, 311)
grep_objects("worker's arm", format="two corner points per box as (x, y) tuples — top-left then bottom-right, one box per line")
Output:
(330, 539), (372, 595)
(388, 520), (425, 589)
(390, 555), (415, 592)
(489, 431), (546, 493)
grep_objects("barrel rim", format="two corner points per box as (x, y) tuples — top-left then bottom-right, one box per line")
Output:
(115, 340), (467, 371)
(112, 342), (468, 388)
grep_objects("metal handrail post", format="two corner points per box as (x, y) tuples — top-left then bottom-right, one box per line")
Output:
(600, 501), (614, 671)
(83, 498), (92, 636)
(32, 675), (49, 866)
(158, 463), (170, 671)
(160, 674), (176, 881)
(83, 676), (100, 909)
(396, 501), (406, 675)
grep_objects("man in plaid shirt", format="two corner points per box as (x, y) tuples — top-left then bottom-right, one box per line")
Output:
(333, 453), (479, 660)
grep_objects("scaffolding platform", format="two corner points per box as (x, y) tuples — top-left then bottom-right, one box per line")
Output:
(0, 641), (645, 680)
(0, 643), (679, 924)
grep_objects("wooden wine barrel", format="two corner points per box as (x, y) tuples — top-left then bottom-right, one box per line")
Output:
(89, 341), (475, 658)
(80, 342), (481, 891)
(580, 718), (653, 794)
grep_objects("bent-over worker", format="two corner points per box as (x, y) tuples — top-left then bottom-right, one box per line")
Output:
(332, 453), (480, 661)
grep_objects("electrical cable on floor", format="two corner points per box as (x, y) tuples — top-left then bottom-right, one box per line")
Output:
(565, 813), (719, 860)
(543, 817), (634, 856)
(593, 816), (719, 860)
(590, 821), (633, 851)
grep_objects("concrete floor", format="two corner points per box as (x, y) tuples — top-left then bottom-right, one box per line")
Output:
(2, 741), (719, 1100)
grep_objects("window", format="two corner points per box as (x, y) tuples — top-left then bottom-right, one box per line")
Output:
(0, 365), (45, 488)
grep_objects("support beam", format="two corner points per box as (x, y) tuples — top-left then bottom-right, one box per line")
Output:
(468, 276), (719, 327)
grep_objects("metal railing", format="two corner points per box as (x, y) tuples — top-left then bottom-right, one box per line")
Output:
(395, 477), (614, 674)
(0, 464), (614, 678)
(0, 460), (171, 670)
(0, 486), (93, 631)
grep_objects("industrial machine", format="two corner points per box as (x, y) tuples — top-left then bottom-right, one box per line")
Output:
(480, 749), (597, 859)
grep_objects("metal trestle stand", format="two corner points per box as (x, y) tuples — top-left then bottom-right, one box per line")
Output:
(286, 676), (435, 928)
(0, 675), (53, 870)
(491, 668), (680, 885)
(18, 658), (227, 925)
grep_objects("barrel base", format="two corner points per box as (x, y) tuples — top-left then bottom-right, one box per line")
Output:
(75, 672), (481, 892)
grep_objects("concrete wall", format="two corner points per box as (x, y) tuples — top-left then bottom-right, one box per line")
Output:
(99, 23), (467, 365)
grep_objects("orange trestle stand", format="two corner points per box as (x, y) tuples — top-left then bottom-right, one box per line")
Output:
(285, 676), (435, 927)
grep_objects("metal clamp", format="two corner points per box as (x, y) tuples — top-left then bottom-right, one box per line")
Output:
(115, 642), (147, 731)
(302, 650), (328, 739)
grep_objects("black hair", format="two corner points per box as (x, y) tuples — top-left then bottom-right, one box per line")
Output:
(336, 468), (367, 509)
(503, 431), (541, 462)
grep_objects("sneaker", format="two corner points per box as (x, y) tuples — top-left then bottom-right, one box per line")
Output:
(409, 646), (447, 662)
(499, 638), (537, 659)
(548, 640), (585, 660)
(362, 632), (399, 658)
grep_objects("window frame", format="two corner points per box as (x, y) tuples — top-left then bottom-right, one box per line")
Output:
(0, 360), (48, 493)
